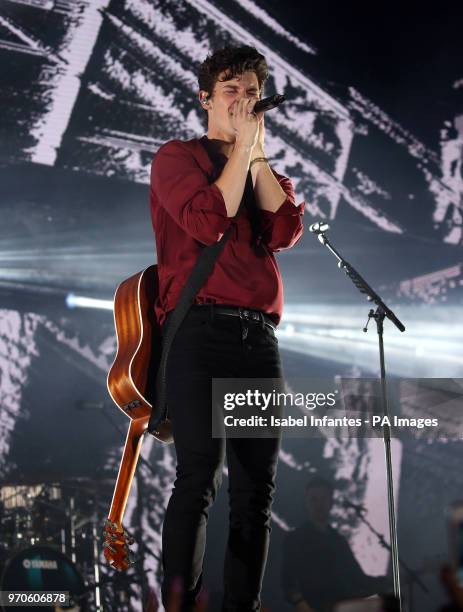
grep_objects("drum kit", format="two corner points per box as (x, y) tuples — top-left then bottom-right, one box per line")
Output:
(0, 479), (138, 611)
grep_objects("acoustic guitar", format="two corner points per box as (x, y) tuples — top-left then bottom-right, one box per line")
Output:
(103, 265), (173, 570)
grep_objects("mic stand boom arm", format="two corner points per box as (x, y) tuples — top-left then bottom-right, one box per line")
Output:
(315, 227), (405, 610)
(317, 232), (405, 333)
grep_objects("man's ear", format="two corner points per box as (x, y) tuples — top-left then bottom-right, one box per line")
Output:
(199, 91), (210, 108)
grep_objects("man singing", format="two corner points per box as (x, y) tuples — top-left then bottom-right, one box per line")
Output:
(150, 45), (304, 611)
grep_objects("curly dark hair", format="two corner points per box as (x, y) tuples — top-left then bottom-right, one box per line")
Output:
(197, 45), (269, 124)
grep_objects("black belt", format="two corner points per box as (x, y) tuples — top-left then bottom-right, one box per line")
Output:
(191, 304), (277, 332)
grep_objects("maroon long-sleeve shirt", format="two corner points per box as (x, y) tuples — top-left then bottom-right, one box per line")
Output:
(150, 135), (305, 327)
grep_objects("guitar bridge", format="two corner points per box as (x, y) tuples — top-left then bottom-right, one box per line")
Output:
(123, 399), (141, 412)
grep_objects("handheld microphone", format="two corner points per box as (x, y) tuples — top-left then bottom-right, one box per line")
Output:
(254, 94), (286, 114)
(309, 222), (330, 234)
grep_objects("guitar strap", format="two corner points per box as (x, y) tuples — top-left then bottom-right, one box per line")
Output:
(148, 170), (254, 435)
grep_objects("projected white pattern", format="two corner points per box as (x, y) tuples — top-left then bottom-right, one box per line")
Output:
(429, 111), (463, 245)
(1, 0), (461, 243)
(0, 310), (41, 475)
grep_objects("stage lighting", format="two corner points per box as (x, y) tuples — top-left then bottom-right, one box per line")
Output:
(66, 293), (113, 311)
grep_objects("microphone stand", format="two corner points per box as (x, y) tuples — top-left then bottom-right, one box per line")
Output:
(313, 225), (406, 610)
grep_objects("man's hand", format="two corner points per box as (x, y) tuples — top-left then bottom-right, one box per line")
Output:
(230, 97), (260, 149)
(251, 113), (266, 159)
(250, 112), (271, 187)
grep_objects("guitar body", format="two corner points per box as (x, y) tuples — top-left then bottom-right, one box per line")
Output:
(107, 264), (170, 434)
(104, 265), (173, 570)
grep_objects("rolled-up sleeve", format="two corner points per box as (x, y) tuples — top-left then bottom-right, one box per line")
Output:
(259, 171), (305, 252)
(151, 140), (231, 245)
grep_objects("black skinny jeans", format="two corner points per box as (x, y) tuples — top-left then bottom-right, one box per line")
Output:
(160, 305), (283, 612)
